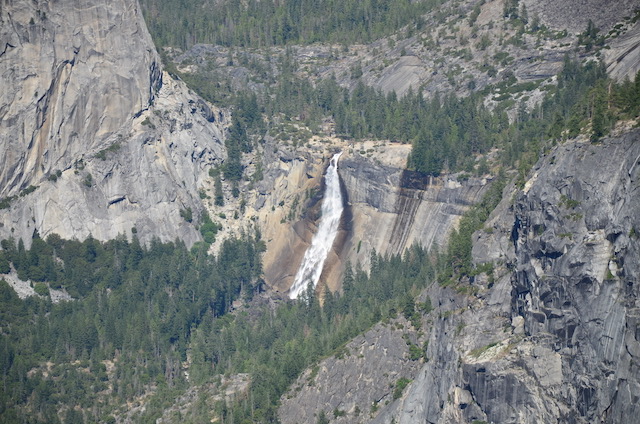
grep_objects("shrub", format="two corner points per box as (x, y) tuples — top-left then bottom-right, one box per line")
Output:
(180, 207), (193, 223)
(34, 282), (49, 297)
(393, 378), (411, 399)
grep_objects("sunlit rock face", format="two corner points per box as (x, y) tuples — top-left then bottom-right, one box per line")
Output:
(0, 0), (226, 246)
(261, 145), (489, 295)
(289, 152), (344, 299)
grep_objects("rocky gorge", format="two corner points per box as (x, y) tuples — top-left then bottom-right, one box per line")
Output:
(255, 140), (489, 293)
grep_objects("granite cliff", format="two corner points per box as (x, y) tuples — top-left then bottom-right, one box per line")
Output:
(255, 140), (489, 294)
(0, 0), (488, 269)
(2, 0), (640, 422)
(280, 129), (640, 423)
(0, 0), (226, 246)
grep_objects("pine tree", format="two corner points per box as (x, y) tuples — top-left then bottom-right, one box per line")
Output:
(214, 176), (224, 206)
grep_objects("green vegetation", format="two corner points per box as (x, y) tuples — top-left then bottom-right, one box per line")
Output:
(214, 175), (224, 206)
(199, 212), (221, 244)
(180, 207), (193, 223)
(33, 282), (49, 296)
(0, 231), (262, 422)
(578, 20), (605, 51)
(438, 174), (506, 286)
(0, 226), (438, 423)
(140, 116), (155, 129)
(140, 0), (441, 49)
(559, 194), (581, 209)
(470, 342), (499, 358)
(48, 169), (62, 182)
(4, 4), (640, 423)
(1, 185), (40, 209)
(95, 142), (122, 160)
(393, 377), (412, 399)
(0, 196), (13, 209)
(2, 232), (439, 422)
(82, 173), (93, 187)
(180, 50), (638, 182)
(408, 343), (424, 361)
(20, 185), (38, 197)
(317, 410), (330, 424)
(197, 244), (438, 422)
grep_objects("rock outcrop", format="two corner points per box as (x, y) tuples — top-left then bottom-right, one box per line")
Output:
(605, 20), (640, 83)
(0, 0), (226, 246)
(279, 316), (426, 424)
(339, 154), (488, 269)
(279, 129), (640, 423)
(373, 130), (640, 423)
(524, 0), (639, 34)
(257, 140), (488, 294)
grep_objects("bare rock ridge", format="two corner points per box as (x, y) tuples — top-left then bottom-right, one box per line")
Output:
(0, 0), (227, 246)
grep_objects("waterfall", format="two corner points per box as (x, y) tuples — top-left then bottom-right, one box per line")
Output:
(289, 152), (344, 299)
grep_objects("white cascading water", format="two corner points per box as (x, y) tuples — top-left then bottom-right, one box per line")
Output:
(289, 152), (344, 299)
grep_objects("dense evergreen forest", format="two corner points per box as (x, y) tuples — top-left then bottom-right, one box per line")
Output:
(0, 232), (262, 423)
(139, 0), (442, 49)
(0, 230), (436, 422)
(0, 173), (507, 422)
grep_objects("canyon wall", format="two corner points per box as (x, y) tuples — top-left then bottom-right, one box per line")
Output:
(0, 0), (227, 246)
(279, 129), (640, 423)
(257, 142), (488, 295)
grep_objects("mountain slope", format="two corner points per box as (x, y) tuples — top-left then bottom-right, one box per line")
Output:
(2, 0), (640, 423)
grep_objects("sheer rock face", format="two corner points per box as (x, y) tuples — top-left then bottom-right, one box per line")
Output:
(279, 131), (640, 424)
(260, 146), (489, 294)
(0, 0), (226, 246)
(373, 130), (640, 424)
(339, 155), (489, 269)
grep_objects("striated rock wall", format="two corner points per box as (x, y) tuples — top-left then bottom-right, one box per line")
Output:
(339, 153), (488, 272)
(605, 21), (640, 83)
(372, 130), (640, 423)
(0, 0), (227, 246)
(279, 129), (640, 424)
(259, 141), (489, 295)
(0, 0), (158, 196)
